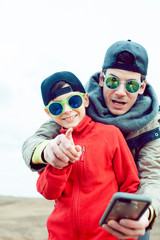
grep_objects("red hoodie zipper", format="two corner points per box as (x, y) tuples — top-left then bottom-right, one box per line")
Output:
(72, 146), (85, 239)
(81, 146), (85, 161)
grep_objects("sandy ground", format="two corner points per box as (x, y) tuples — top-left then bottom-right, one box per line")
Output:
(0, 195), (159, 240)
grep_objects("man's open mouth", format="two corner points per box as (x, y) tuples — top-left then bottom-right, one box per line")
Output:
(112, 100), (126, 106)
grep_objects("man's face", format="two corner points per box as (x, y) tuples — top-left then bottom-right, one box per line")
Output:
(99, 68), (146, 116)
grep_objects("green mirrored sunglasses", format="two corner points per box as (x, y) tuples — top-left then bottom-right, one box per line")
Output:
(105, 76), (143, 93)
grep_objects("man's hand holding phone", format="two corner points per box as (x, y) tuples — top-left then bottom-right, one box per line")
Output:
(99, 192), (152, 239)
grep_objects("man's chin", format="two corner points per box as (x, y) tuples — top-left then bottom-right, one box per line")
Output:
(109, 108), (128, 116)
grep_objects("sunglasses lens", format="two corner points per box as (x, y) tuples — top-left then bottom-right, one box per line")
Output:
(69, 95), (83, 109)
(49, 102), (63, 116)
(126, 81), (140, 93)
(106, 77), (119, 89)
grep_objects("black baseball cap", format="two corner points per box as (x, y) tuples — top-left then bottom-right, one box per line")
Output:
(102, 40), (148, 75)
(41, 71), (86, 106)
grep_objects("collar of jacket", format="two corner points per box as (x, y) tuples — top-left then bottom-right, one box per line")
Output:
(126, 112), (160, 150)
(60, 116), (95, 135)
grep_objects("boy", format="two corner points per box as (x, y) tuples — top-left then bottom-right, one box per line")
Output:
(36, 71), (140, 240)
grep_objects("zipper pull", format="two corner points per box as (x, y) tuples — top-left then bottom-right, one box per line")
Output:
(81, 146), (85, 161)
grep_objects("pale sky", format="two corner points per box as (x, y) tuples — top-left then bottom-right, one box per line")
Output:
(0, 0), (160, 197)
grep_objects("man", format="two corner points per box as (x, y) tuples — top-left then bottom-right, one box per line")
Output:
(22, 40), (160, 240)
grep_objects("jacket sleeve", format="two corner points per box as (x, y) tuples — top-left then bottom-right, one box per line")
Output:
(36, 164), (72, 200)
(111, 129), (140, 194)
(136, 138), (160, 217)
(22, 119), (61, 172)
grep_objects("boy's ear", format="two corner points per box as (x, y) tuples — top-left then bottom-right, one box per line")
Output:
(84, 93), (89, 107)
(139, 80), (147, 95)
(99, 72), (104, 87)
(44, 108), (53, 117)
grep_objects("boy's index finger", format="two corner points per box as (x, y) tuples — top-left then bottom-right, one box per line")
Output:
(65, 128), (73, 139)
(65, 128), (74, 145)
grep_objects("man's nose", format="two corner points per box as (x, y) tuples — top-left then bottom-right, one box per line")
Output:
(115, 82), (126, 96)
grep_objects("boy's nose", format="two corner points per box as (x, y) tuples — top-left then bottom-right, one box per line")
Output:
(63, 103), (72, 113)
(115, 82), (126, 97)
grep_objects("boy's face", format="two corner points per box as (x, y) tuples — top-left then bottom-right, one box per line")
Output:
(99, 68), (147, 116)
(45, 91), (89, 129)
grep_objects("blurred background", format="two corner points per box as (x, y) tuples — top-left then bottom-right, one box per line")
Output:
(0, 0), (160, 198)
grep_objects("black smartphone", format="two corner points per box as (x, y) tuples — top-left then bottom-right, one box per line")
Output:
(99, 192), (152, 226)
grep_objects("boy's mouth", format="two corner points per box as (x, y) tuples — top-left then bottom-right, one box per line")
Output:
(63, 115), (77, 121)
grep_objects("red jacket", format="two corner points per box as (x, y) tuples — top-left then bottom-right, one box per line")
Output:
(37, 116), (140, 240)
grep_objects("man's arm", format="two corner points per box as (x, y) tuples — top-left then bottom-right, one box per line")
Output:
(22, 120), (82, 171)
(136, 138), (160, 217)
(22, 118), (61, 171)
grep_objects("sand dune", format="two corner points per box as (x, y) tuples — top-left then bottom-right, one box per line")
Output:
(0, 195), (159, 240)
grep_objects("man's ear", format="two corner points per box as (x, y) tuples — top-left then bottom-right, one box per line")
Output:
(84, 93), (89, 107)
(139, 80), (147, 95)
(99, 72), (104, 87)
(44, 108), (53, 118)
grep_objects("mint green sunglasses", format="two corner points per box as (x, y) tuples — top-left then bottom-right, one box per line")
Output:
(46, 93), (85, 116)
